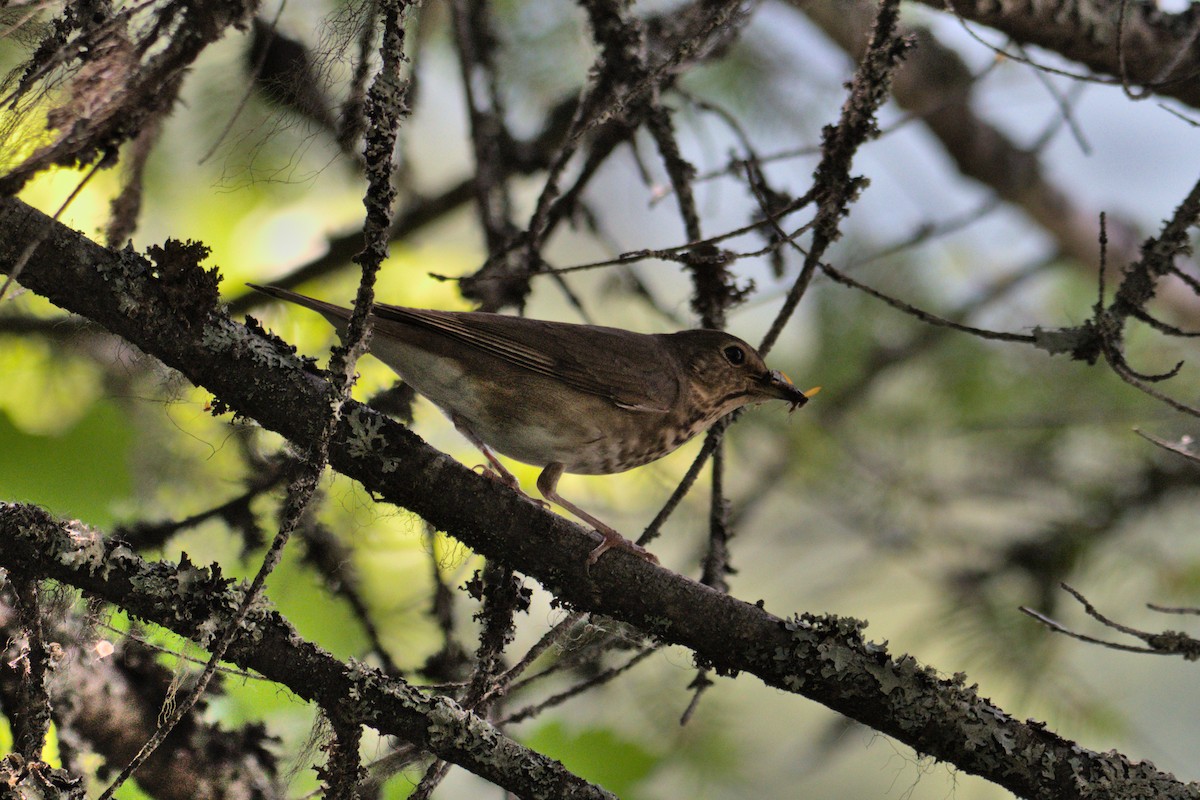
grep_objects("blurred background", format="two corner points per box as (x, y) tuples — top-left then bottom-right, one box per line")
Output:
(2, 0), (1200, 797)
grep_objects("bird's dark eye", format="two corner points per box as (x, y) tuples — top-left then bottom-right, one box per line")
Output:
(723, 344), (746, 365)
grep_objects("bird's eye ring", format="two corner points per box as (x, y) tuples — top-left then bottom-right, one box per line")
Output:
(723, 344), (746, 365)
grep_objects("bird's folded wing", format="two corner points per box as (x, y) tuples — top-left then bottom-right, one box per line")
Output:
(372, 304), (678, 413)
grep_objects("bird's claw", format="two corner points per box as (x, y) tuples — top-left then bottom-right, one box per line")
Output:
(473, 463), (521, 491)
(473, 464), (549, 508)
(586, 533), (659, 567)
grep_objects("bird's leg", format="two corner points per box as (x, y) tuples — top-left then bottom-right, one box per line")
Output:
(536, 462), (659, 566)
(451, 413), (519, 487)
(451, 414), (549, 508)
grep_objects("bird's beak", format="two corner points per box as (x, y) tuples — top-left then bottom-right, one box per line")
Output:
(757, 370), (820, 410)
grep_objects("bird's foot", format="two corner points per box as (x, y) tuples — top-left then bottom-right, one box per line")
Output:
(473, 463), (519, 489)
(587, 531), (659, 567)
(473, 464), (551, 508)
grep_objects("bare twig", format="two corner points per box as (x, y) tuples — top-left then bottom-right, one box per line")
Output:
(1021, 583), (1200, 660)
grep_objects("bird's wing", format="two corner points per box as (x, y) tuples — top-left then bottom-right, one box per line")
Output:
(372, 304), (678, 413)
(248, 284), (353, 326)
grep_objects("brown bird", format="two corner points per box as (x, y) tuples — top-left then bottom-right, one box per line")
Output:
(248, 284), (817, 565)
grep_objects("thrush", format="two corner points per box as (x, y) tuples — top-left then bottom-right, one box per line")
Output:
(248, 284), (817, 564)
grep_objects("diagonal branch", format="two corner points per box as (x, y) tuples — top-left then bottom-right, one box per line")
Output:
(1, 195), (1197, 799)
(0, 503), (614, 800)
(923, 0), (1200, 110)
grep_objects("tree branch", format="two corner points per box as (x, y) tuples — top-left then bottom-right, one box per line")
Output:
(1, 194), (1196, 799)
(0, 503), (614, 800)
(925, 0), (1200, 110)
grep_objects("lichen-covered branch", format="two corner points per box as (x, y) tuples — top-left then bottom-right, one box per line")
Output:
(0, 503), (614, 800)
(1, 195), (1196, 799)
(921, 0), (1200, 110)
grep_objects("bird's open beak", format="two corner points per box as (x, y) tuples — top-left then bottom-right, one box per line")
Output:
(758, 370), (820, 410)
